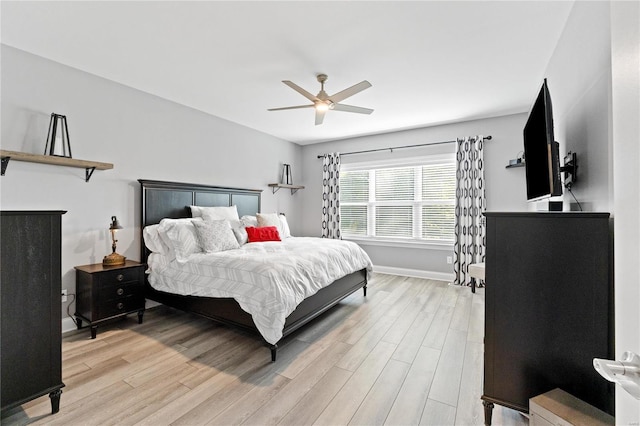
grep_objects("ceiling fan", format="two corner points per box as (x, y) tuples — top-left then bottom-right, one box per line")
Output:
(268, 74), (373, 125)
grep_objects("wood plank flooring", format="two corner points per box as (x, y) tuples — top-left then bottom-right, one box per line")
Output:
(3, 273), (529, 425)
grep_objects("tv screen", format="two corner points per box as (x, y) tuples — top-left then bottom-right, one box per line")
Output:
(523, 79), (562, 201)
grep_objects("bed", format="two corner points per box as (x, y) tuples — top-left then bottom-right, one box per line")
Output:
(139, 179), (370, 361)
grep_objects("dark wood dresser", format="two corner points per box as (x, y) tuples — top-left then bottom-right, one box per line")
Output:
(1, 210), (66, 417)
(482, 212), (614, 425)
(74, 260), (145, 339)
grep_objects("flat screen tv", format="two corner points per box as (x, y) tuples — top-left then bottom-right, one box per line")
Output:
(523, 79), (562, 201)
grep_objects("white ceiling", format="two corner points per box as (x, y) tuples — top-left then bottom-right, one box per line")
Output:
(1, 1), (574, 145)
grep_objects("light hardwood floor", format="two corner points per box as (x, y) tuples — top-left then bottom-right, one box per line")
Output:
(4, 273), (528, 426)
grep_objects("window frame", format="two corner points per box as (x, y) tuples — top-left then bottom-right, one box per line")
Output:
(340, 154), (456, 248)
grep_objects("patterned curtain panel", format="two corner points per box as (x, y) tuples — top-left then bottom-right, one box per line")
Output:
(321, 153), (341, 239)
(453, 136), (486, 286)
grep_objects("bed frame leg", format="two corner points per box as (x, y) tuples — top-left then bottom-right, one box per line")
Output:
(270, 344), (278, 362)
(363, 284), (367, 297)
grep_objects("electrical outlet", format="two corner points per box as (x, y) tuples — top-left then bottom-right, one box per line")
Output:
(446, 256), (453, 264)
(61, 289), (67, 303)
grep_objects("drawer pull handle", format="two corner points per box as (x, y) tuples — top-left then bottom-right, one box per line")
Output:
(116, 274), (124, 282)
(117, 302), (124, 310)
(116, 288), (124, 296)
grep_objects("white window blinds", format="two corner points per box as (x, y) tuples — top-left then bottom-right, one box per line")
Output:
(340, 170), (369, 236)
(340, 157), (455, 243)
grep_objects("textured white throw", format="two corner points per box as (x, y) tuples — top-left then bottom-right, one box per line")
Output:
(147, 237), (372, 344)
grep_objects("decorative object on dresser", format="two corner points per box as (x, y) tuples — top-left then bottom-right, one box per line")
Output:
(44, 113), (72, 158)
(482, 212), (614, 425)
(1, 210), (66, 417)
(103, 215), (126, 266)
(74, 260), (146, 339)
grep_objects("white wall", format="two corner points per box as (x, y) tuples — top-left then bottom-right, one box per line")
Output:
(299, 113), (529, 278)
(541, 1), (640, 421)
(542, 0), (613, 213)
(0, 45), (302, 323)
(611, 0), (640, 422)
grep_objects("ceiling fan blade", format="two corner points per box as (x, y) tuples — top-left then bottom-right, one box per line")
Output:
(333, 103), (374, 114)
(329, 80), (372, 103)
(282, 81), (320, 102)
(267, 104), (314, 111)
(315, 109), (326, 125)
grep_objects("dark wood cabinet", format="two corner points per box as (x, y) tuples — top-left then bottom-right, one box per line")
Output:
(74, 260), (145, 338)
(1, 211), (66, 417)
(482, 212), (614, 425)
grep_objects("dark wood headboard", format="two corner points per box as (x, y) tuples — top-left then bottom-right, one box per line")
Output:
(138, 179), (262, 262)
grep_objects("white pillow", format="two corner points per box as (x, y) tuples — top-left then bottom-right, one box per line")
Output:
(158, 217), (203, 263)
(193, 220), (239, 253)
(143, 224), (171, 254)
(279, 214), (292, 239)
(257, 212), (283, 237)
(241, 215), (258, 228)
(191, 205), (240, 222)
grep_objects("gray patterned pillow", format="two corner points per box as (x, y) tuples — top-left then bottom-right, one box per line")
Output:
(161, 218), (203, 262)
(232, 225), (249, 245)
(193, 220), (240, 253)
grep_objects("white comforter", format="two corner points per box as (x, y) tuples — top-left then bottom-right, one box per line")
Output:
(147, 237), (372, 344)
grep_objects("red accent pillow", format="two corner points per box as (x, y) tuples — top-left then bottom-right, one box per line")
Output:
(246, 226), (281, 242)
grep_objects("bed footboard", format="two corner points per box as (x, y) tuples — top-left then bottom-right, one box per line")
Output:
(145, 268), (367, 361)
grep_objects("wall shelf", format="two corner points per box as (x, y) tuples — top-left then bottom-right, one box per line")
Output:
(268, 183), (305, 194)
(0, 150), (113, 182)
(505, 162), (525, 169)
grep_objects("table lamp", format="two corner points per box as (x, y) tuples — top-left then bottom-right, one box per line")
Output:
(103, 215), (126, 266)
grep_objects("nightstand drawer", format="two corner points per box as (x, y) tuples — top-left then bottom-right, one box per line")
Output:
(98, 280), (143, 301)
(99, 295), (145, 319)
(99, 267), (141, 285)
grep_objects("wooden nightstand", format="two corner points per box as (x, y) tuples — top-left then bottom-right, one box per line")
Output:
(74, 260), (146, 339)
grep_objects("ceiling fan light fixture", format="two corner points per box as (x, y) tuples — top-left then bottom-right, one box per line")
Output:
(315, 101), (331, 112)
(269, 74), (373, 125)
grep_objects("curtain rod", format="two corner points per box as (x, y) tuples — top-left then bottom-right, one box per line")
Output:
(316, 135), (492, 159)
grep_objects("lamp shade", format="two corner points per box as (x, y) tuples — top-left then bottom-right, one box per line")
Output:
(109, 216), (123, 231)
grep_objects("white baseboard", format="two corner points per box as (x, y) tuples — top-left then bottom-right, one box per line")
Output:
(62, 317), (77, 334)
(372, 265), (454, 283)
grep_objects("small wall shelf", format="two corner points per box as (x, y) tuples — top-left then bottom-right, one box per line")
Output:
(0, 150), (113, 182)
(505, 162), (525, 169)
(268, 183), (305, 195)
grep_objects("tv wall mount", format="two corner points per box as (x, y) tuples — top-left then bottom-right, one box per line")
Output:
(561, 151), (578, 189)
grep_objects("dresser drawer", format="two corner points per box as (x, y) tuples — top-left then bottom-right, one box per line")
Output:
(98, 280), (143, 301)
(99, 294), (145, 319)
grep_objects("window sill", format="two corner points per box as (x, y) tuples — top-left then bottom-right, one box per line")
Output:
(344, 236), (453, 251)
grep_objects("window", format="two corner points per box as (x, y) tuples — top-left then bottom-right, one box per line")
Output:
(340, 156), (456, 244)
